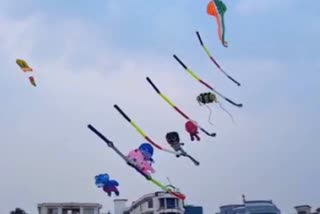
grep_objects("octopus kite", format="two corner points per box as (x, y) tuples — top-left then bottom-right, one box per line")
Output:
(127, 143), (156, 176)
(95, 173), (120, 196)
(185, 121), (201, 141)
(207, 0), (228, 47)
(16, 59), (36, 87)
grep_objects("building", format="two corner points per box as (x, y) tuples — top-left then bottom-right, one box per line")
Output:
(184, 205), (203, 214)
(217, 195), (281, 214)
(114, 191), (185, 214)
(294, 205), (320, 214)
(38, 203), (102, 214)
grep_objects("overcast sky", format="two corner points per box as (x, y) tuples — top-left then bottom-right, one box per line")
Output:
(0, 0), (319, 213)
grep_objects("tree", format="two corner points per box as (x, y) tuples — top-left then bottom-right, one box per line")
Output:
(10, 208), (27, 214)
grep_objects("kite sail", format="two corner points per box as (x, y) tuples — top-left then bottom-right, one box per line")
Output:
(16, 59), (37, 87)
(146, 77), (216, 139)
(114, 105), (200, 165)
(207, 0), (228, 47)
(87, 124), (186, 200)
(196, 31), (240, 86)
(173, 55), (243, 108)
(95, 173), (120, 196)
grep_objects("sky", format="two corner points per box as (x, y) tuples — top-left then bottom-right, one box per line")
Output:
(0, 0), (319, 213)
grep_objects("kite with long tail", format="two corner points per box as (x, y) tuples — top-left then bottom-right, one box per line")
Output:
(146, 77), (216, 140)
(114, 104), (200, 166)
(196, 31), (240, 86)
(87, 124), (186, 200)
(173, 55), (243, 108)
(207, 0), (228, 47)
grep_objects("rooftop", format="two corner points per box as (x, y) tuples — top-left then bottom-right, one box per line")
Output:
(295, 205), (312, 209)
(38, 202), (102, 208)
(245, 200), (274, 204)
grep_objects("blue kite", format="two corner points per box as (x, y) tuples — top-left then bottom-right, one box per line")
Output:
(95, 173), (120, 196)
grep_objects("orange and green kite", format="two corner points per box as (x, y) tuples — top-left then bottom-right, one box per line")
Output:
(207, 0), (228, 47)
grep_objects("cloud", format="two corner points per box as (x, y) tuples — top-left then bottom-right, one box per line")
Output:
(0, 1), (319, 214)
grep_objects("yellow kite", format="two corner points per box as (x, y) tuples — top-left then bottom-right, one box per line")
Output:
(16, 59), (37, 87)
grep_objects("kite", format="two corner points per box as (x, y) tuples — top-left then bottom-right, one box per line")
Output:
(173, 55), (243, 108)
(207, 0), (228, 47)
(164, 132), (199, 165)
(16, 59), (36, 87)
(127, 147), (155, 176)
(87, 124), (186, 200)
(166, 132), (185, 154)
(185, 121), (200, 141)
(146, 77), (216, 139)
(196, 31), (241, 86)
(197, 92), (236, 124)
(165, 132), (200, 166)
(114, 105), (199, 166)
(95, 173), (120, 196)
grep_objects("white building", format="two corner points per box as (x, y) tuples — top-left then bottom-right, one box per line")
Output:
(114, 191), (185, 214)
(294, 205), (320, 214)
(38, 202), (102, 214)
(217, 195), (281, 214)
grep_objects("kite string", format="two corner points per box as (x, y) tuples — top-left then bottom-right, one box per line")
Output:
(205, 105), (214, 126)
(218, 102), (237, 125)
(198, 100), (214, 126)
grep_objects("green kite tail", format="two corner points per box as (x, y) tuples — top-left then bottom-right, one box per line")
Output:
(214, 0), (228, 47)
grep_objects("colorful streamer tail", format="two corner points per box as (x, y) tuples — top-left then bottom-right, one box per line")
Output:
(173, 54), (243, 108)
(146, 77), (216, 138)
(196, 31), (240, 86)
(114, 104), (179, 155)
